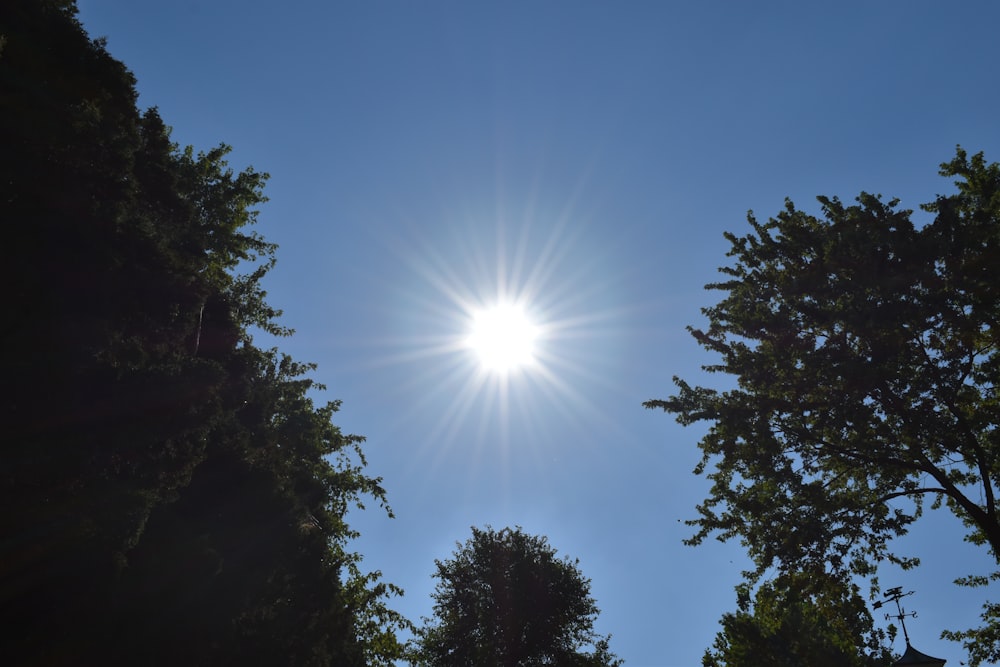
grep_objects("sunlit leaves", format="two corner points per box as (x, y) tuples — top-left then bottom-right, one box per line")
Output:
(703, 572), (895, 667)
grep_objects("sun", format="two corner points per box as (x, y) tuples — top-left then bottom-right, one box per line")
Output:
(465, 303), (540, 374)
(368, 192), (625, 456)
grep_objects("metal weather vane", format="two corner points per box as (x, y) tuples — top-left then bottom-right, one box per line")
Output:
(873, 587), (947, 666)
(874, 586), (918, 645)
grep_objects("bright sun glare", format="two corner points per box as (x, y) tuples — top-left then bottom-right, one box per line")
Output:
(466, 303), (539, 374)
(379, 203), (620, 450)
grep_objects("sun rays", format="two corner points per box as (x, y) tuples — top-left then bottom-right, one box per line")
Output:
(354, 190), (631, 485)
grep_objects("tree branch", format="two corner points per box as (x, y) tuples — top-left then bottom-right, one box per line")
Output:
(914, 335), (998, 541)
(878, 488), (949, 503)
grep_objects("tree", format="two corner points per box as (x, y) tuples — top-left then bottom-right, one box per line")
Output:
(644, 147), (1000, 662)
(703, 572), (894, 667)
(1, 1), (406, 664)
(412, 526), (621, 667)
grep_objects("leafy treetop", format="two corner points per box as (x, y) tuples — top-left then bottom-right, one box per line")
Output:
(645, 147), (1000, 663)
(702, 572), (895, 667)
(413, 526), (622, 667)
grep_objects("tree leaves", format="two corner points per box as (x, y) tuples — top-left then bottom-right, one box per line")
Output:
(412, 526), (621, 667)
(1, 2), (403, 664)
(703, 573), (895, 667)
(646, 147), (1000, 660)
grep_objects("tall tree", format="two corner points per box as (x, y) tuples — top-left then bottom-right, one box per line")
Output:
(645, 148), (1000, 662)
(703, 573), (894, 667)
(412, 526), (621, 667)
(0, 1), (406, 664)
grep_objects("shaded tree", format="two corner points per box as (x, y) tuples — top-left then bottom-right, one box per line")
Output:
(645, 148), (1000, 662)
(412, 526), (621, 667)
(1, 1), (406, 664)
(703, 572), (894, 667)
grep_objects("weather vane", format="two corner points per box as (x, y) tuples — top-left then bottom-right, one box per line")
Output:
(872, 587), (949, 665)
(874, 587), (918, 645)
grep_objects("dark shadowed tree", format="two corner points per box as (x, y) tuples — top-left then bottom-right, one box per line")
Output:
(412, 526), (621, 667)
(1, 1), (406, 664)
(703, 572), (894, 667)
(645, 148), (1000, 663)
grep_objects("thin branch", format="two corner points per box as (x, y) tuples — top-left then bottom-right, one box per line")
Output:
(878, 488), (949, 503)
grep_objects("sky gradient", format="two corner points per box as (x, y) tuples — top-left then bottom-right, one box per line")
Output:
(77, 2), (1000, 664)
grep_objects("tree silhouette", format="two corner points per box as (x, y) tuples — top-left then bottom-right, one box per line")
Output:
(412, 526), (621, 667)
(1, 2), (405, 664)
(646, 147), (1000, 662)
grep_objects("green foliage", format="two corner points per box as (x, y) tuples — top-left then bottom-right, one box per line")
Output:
(412, 526), (622, 667)
(1, 1), (404, 664)
(940, 570), (1000, 666)
(703, 573), (894, 667)
(645, 147), (1000, 658)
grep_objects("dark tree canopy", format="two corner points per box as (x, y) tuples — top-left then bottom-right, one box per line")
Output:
(645, 148), (1000, 662)
(702, 572), (894, 667)
(412, 526), (621, 667)
(1, 1), (405, 664)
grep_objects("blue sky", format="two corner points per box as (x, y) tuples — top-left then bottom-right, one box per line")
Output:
(78, 2), (1000, 664)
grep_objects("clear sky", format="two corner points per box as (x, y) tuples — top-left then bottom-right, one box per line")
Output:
(78, 2), (1000, 664)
